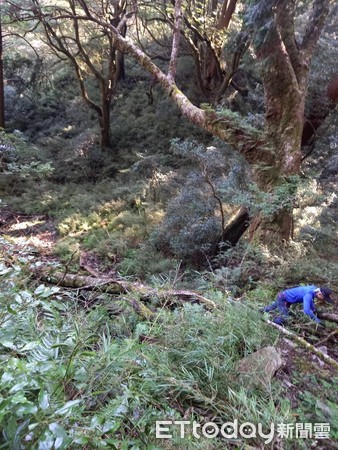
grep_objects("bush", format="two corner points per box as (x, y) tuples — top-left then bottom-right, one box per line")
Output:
(151, 186), (221, 264)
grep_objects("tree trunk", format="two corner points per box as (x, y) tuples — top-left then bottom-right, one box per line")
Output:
(100, 98), (111, 150)
(116, 50), (125, 81)
(327, 73), (338, 103)
(222, 207), (250, 246)
(218, 0), (238, 30)
(249, 209), (294, 243)
(183, 1), (239, 101)
(116, 22), (126, 82)
(302, 73), (338, 150)
(0, 13), (5, 129)
(203, 0), (239, 96)
(247, 0), (330, 244)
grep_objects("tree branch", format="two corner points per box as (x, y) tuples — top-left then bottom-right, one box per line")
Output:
(301, 0), (331, 63)
(167, 0), (182, 83)
(276, 0), (302, 84)
(315, 330), (338, 347)
(317, 311), (338, 324)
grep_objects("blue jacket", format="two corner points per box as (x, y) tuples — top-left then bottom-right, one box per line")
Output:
(283, 285), (320, 323)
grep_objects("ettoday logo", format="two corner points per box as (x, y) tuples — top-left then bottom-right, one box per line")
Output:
(155, 420), (330, 443)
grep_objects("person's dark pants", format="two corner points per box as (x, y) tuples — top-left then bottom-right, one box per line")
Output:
(263, 292), (291, 324)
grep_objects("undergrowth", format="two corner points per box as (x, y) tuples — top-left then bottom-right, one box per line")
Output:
(0, 239), (297, 449)
(2, 245), (336, 449)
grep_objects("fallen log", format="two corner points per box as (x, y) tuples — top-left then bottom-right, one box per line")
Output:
(31, 268), (217, 311)
(32, 269), (156, 319)
(316, 311), (338, 324)
(266, 319), (338, 370)
(33, 270), (127, 293)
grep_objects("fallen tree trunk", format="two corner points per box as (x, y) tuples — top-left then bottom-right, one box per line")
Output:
(221, 207), (250, 247)
(267, 319), (338, 370)
(32, 268), (156, 319)
(32, 268), (217, 311)
(316, 311), (338, 324)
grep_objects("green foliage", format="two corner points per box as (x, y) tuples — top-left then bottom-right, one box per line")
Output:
(116, 245), (179, 277)
(245, 281), (278, 305)
(293, 374), (338, 443)
(0, 261), (142, 448)
(273, 247), (338, 288)
(110, 79), (208, 155)
(138, 302), (289, 433)
(249, 176), (301, 219)
(149, 139), (300, 266)
(0, 131), (53, 196)
(6, 161), (53, 179)
(150, 186), (221, 264)
(207, 242), (272, 294)
(244, 0), (277, 51)
(0, 131), (46, 166)
(46, 129), (107, 183)
(0, 249), (294, 449)
(149, 139), (248, 263)
(55, 200), (163, 261)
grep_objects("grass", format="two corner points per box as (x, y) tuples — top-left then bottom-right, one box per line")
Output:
(1, 206), (337, 449)
(0, 242), (297, 449)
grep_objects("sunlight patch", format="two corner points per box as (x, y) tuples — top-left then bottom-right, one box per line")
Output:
(8, 220), (45, 231)
(8, 234), (54, 249)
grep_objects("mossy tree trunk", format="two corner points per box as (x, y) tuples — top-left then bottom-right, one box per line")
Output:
(247, 0), (331, 243)
(0, 12), (5, 129)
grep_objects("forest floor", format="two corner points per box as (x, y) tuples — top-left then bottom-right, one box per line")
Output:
(1, 206), (338, 449)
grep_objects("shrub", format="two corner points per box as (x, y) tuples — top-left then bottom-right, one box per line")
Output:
(150, 186), (221, 264)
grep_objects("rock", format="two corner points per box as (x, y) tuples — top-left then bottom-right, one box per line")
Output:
(317, 346), (328, 354)
(236, 346), (283, 391)
(283, 338), (296, 348)
(311, 346), (328, 367)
